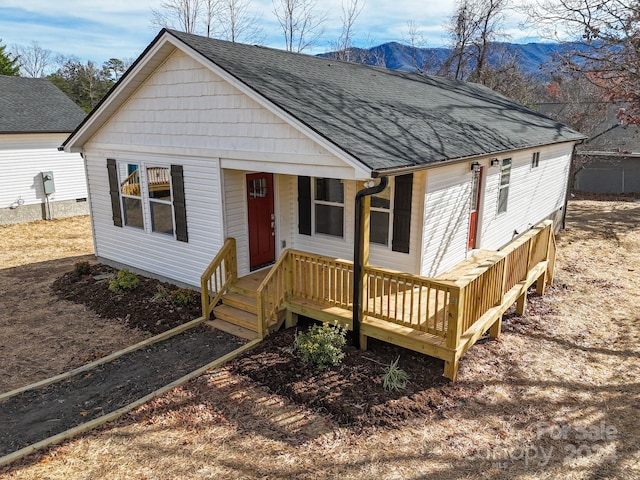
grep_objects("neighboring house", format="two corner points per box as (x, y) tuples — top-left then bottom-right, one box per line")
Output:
(63, 29), (584, 289)
(0, 75), (87, 225)
(574, 104), (640, 194)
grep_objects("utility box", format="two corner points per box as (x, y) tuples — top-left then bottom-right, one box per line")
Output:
(41, 171), (55, 195)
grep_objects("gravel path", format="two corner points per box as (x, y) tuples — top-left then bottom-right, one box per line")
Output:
(0, 326), (244, 457)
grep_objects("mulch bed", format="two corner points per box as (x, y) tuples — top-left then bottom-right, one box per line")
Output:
(0, 327), (244, 457)
(52, 263), (202, 335)
(229, 318), (465, 428)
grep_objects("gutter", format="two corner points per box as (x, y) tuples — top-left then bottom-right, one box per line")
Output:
(352, 176), (388, 348)
(371, 138), (588, 177)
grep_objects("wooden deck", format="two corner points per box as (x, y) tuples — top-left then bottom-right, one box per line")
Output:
(201, 221), (556, 381)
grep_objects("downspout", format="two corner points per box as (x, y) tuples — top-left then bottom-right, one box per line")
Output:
(563, 143), (579, 230)
(352, 176), (388, 348)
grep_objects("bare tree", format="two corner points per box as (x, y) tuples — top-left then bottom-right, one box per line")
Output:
(440, 0), (509, 83)
(202, 0), (221, 37)
(152, 0), (202, 34)
(272, 0), (326, 52)
(215, 0), (264, 43)
(523, 0), (640, 125)
(14, 41), (52, 77)
(330, 0), (364, 61)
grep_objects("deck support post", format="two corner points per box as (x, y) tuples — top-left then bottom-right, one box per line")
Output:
(489, 315), (502, 339)
(285, 310), (298, 328)
(445, 286), (464, 381)
(536, 272), (546, 296)
(516, 291), (527, 315)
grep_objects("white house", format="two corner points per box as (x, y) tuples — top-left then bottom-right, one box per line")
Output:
(63, 29), (584, 288)
(63, 30), (588, 379)
(0, 75), (87, 225)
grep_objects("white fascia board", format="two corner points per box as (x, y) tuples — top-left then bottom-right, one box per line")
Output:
(169, 36), (373, 180)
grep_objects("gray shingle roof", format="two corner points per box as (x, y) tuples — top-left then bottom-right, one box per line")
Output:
(167, 29), (585, 172)
(0, 75), (86, 134)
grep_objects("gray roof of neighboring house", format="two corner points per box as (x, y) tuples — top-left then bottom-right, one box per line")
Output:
(0, 75), (86, 134)
(167, 30), (585, 172)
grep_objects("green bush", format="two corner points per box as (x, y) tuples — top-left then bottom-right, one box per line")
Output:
(382, 356), (410, 392)
(170, 288), (196, 306)
(294, 323), (346, 370)
(108, 269), (140, 293)
(73, 261), (91, 278)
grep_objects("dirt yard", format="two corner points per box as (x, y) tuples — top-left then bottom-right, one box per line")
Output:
(1, 199), (639, 479)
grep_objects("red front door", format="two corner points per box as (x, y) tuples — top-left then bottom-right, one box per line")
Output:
(468, 167), (483, 250)
(246, 173), (275, 270)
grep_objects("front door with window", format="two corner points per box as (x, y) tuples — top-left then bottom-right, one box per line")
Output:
(468, 167), (483, 250)
(246, 172), (275, 270)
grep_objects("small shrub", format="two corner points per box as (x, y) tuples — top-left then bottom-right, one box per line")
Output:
(151, 285), (170, 302)
(73, 261), (91, 278)
(108, 269), (139, 293)
(170, 288), (196, 306)
(294, 323), (346, 370)
(382, 356), (410, 391)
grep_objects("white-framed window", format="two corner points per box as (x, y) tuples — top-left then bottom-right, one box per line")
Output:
(109, 160), (187, 241)
(146, 166), (174, 236)
(314, 177), (344, 237)
(118, 163), (144, 229)
(358, 178), (394, 246)
(498, 158), (511, 214)
(531, 151), (540, 169)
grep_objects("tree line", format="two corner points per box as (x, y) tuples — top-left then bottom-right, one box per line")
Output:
(1, 0), (638, 127)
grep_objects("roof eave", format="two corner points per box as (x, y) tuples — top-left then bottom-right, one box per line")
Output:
(372, 137), (587, 177)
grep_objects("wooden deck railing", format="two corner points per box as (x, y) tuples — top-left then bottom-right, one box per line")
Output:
(206, 221), (555, 380)
(455, 221), (555, 334)
(362, 266), (454, 338)
(200, 238), (237, 320)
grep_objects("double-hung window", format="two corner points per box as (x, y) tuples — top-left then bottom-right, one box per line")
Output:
(147, 166), (174, 236)
(498, 158), (511, 214)
(118, 163), (144, 229)
(314, 178), (344, 237)
(107, 159), (188, 242)
(358, 179), (393, 246)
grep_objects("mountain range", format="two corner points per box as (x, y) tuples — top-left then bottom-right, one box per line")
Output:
(321, 41), (571, 78)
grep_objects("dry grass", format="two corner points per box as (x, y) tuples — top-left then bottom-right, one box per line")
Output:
(2, 200), (640, 479)
(0, 216), (147, 393)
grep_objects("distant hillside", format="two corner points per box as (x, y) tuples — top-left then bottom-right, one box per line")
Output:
(320, 41), (571, 78)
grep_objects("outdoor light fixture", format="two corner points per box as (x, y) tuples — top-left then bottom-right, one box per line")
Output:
(364, 180), (376, 188)
(490, 158), (500, 167)
(470, 161), (481, 172)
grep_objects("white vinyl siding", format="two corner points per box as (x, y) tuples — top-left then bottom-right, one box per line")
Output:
(0, 133), (87, 208)
(223, 169), (250, 277)
(420, 162), (473, 277)
(480, 143), (573, 250)
(86, 150), (224, 287)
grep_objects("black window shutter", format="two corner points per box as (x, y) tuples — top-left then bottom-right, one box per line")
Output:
(171, 165), (188, 242)
(106, 158), (123, 227)
(298, 176), (312, 235)
(392, 173), (413, 253)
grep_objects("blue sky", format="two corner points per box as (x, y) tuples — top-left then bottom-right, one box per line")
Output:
(0, 0), (534, 69)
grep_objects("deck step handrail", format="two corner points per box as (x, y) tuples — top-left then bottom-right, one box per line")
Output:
(200, 238), (237, 320)
(256, 249), (293, 338)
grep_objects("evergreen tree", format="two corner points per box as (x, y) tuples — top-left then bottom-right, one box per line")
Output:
(0, 41), (20, 76)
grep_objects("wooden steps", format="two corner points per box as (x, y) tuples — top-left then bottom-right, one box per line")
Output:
(211, 268), (285, 335)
